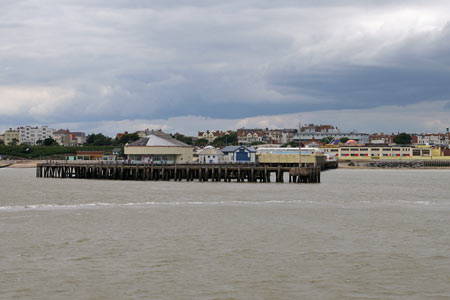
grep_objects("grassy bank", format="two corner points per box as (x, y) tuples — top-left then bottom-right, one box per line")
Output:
(0, 146), (118, 159)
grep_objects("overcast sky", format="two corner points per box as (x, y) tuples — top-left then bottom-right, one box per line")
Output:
(1, 0), (449, 136)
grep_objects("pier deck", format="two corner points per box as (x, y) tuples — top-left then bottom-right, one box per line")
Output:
(36, 162), (323, 183)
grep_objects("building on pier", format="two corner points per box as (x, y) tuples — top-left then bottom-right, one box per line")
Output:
(124, 130), (193, 164)
(198, 146), (224, 164)
(221, 145), (256, 163)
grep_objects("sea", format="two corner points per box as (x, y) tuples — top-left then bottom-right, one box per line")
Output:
(0, 168), (449, 300)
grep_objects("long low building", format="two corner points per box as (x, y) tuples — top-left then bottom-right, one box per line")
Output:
(322, 145), (449, 159)
(124, 130), (193, 164)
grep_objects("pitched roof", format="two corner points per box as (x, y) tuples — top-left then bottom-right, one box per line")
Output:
(127, 130), (191, 147)
(54, 129), (71, 134)
(198, 147), (224, 155)
(221, 145), (256, 153)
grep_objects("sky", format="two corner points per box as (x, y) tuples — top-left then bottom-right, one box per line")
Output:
(1, 0), (449, 136)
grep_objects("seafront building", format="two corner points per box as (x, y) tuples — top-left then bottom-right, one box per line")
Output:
(17, 126), (55, 145)
(237, 128), (298, 145)
(416, 132), (450, 147)
(3, 128), (20, 145)
(54, 129), (86, 146)
(124, 130), (193, 163)
(66, 151), (117, 161)
(321, 145), (446, 159)
(221, 145), (257, 162)
(198, 146), (224, 163)
(294, 124), (370, 144)
(197, 130), (231, 143)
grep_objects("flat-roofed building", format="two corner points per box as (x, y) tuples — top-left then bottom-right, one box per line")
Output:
(18, 126), (55, 145)
(322, 145), (433, 159)
(294, 124), (369, 144)
(4, 129), (20, 145)
(417, 133), (450, 147)
(124, 130), (193, 164)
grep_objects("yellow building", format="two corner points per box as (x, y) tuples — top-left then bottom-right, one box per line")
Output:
(322, 145), (449, 160)
(124, 130), (193, 163)
(4, 129), (20, 145)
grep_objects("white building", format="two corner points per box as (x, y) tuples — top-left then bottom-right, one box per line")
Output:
(198, 146), (224, 163)
(18, 126), (55, 145)
(293, 124), (370, 144)
(295, 131), (370, 144)
(417, 133), (450, 146)
(197, 130), (230, 143)
(125, 130), (193, 163)
(221, 145), (257, 163)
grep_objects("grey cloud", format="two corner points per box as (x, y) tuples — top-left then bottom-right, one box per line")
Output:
(0, 0), (449, 130)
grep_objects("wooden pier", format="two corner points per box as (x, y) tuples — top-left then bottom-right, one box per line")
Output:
(36, 162), (322, 183)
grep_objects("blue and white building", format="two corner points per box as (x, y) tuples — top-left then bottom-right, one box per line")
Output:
(221, 145), (257, 163)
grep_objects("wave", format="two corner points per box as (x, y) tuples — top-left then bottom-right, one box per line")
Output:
(0, 198), (437, 212)
(0, 200), (311, 211)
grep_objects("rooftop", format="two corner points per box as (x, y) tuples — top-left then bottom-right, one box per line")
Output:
(127, 130), (191, 147)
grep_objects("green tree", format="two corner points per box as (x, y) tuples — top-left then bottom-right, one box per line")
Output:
(86, 133), (113, 146)
(393, 133), (412, 145)
(320, 136), (333, 144)
(115, 132), (140, 145)
(340, 137), (349, 143)
(173, 133), (193, 145)
(195, 138), (209, 147)
(0, 139), (4, 146)
(43, 137), (58, 146)
(212, 132), (238, 147)
(8, 138), (19, 146)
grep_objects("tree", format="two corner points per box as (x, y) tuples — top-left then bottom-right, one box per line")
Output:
(320, 136), (333, 144)
(173, 133), (193, 145)
(0, 139), (4, 146)
(115, 132), (140, 145)
(85, 133), (113, 146)
(393, 133), (412, 145)
(36, 139), (43, 146)
(195, 138), (209, 147)
(43, 137), (58, 146)
(212, 132), (238, 147)
(8, 138), (19, 146)
(340, 137), (349, 143)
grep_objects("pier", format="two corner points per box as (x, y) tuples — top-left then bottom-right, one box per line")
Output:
(36, 162), (323, 183)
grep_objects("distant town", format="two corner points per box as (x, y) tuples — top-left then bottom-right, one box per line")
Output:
(1, 124), (450, 163)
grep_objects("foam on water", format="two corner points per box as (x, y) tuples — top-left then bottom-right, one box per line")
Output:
(0, 198), (437, 212)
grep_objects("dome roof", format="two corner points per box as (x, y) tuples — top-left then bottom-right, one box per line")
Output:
(346, 139), (357, 144)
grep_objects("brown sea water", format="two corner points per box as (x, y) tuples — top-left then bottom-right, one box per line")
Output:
(0, 168), (449, 300)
